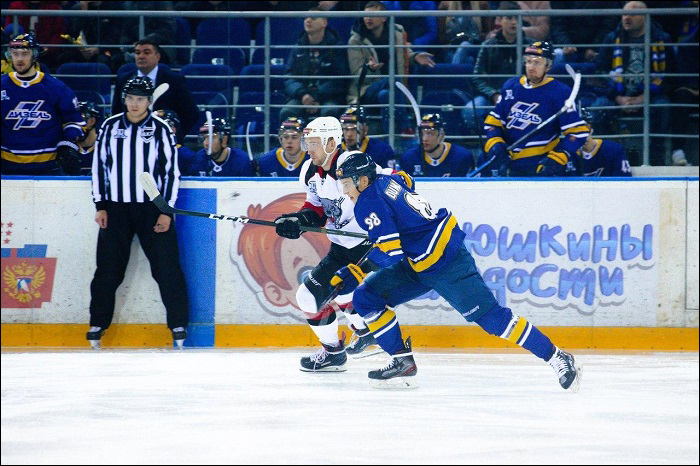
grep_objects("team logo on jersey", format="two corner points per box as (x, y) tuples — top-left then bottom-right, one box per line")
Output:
(114, 129), (127, 139)
(141, 125), (155, 143)
(506, 102), (542, 130)
(1, 90), (8, 101)
(320, 197), (350, 230)
(504, 89), (514, 100)
(5, 100), (51, 130)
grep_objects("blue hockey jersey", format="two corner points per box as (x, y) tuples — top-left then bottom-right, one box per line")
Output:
(355, 173), (465, 273)
(1, 71), (85, 174)
(566, 139), (632, 177)
(484, 76), (589, 176)
(400, 142), (474, 177)
(341, 136), (396, 169)
(258, 148), (308, 177)
(194, 147), (255, 176)
(176, 144), (205, 176)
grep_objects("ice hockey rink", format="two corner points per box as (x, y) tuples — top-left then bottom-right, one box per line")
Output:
(1, 349), (698, 465)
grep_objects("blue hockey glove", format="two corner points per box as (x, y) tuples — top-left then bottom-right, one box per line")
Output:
(486, 142), (509, 177)
(536, 150), (569, 177)
(330, 263), (367, 294)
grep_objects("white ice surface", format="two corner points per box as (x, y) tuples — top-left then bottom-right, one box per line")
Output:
(2, 350), (698, 465)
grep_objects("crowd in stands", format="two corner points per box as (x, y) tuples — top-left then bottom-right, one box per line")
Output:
(1, 0), (698, 176)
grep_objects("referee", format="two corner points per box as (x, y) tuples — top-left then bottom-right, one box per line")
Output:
(87, 76), (189, 349)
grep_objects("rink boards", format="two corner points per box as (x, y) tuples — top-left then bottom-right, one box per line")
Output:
(1, 177), (698, 349)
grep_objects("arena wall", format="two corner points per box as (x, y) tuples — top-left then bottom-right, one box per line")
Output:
(1, 178), (698, 349)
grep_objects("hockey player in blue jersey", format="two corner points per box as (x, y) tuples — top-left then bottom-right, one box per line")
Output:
(340, 105), (397, 169)
(75, 101), (100, 175)
(400, 113), (474, 177)
(331, 151), (582, 390)
(1, 33), (85, 175)
(258, 117), (308, 177)
(196, 117), (255, 177)
(483, 41), (589, 177)
(154, 109), (201, 177)
(565, 107), (632, 177)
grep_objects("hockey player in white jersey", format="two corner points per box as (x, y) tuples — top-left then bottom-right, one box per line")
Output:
(274, 117), (386, 371)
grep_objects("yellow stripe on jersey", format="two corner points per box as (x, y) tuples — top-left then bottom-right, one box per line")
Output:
(377, 239), (402, 254)
(510, 139), (559, 160)
(506, 317), (528, 343)
(367, 309), (397, 335)
(1, 150), (56, 163)
(485, 136), (506, 153)
(484, 115), (503, 128)
(423, 142), (451, 166)
(548, 150), (568, 165)
(9, 70), (45, 87)
(408, 214), (457, 273)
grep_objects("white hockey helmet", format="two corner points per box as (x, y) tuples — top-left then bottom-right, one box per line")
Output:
(303, 116), (342, 152)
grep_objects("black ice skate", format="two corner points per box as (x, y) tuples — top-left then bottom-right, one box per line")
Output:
(368, 337), (418, 389)
(346, 325), (383, 359)
(86, 326), (104, 350)
(171, 327), (187, 349)
(548, 347), (582, 392)
(300, 340), (347, 372)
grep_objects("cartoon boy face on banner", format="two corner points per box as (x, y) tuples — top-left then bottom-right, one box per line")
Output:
(231, 193), (330, 321)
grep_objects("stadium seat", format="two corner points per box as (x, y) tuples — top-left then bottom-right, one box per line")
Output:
(238, 64), (286, 94)
(55, 62), (112, 102)
(252, 18), (303, 67)
(410, 63), (473, 95)
(180, 63), (236, 96)
(234, 90), (286, 136)
(420, 90), (469, 135)
(191, 47), (245, 75)
(73, 90), (107, 119)
(188, 91), (230, 136)
(116, 62), (171, 77)
(174, 17), (192, 66)
(196, 18), (252, 61)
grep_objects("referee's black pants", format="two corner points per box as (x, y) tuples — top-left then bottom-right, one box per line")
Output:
(89, 201), (189, 330)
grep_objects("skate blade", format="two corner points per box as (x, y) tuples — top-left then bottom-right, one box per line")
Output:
(174, 340), (185, 350)
(299, 365), (347, 373)
(371, 377), (419, 390)
(568, 363), (583, 393)
(349, 346), (384, 359)
(88, 340), (101, 350)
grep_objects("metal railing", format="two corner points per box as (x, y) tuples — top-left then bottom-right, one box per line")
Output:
(7, 6), (698, 164)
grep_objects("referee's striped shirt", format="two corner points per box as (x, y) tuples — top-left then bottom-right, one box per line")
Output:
(92, 112), (180, 210)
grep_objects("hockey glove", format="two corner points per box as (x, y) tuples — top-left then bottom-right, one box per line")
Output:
(486, 142), (509, 177)
(536, 150), (569, 177)
(56, 141), (82, 175)
(330, 263), (367, 294)
(274, 209), (324, 239)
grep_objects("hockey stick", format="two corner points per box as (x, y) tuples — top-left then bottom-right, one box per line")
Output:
(139, 172), (368, 239)
(396, 81), (430, 175)
(356, 62), (370, 105)
(149, 83), (169, 111)
(245, 120), (260, 175)
(466, 64), (581, 177)
(205, 111), (213, 157)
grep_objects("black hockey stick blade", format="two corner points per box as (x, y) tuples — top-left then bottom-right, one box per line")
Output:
(139, 173), (368, 239)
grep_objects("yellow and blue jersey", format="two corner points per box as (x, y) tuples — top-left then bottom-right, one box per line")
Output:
(566, 139), (632, 177)
(1, 71), (85, 174)
(355, 174), (465, 274)
(484, 76), (588, 175)
(400, 142), (474, 177)
(258, 148), (307, 177)
(342, 136), (396, 169)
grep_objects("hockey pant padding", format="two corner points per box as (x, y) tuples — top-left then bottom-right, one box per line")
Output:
(354, 284), (405, 355)
(475, 305), (555, 361)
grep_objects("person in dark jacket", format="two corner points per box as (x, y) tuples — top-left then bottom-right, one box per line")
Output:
(279, 7), (349, 121)
(112, 39), (199, 143)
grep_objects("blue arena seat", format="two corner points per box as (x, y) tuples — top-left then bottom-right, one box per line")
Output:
(55, 62), (112, 102)
(191, 47), (245, 75)
(174, 17), (192, 66)
(196, 18), (252, 61)
(410, 63), (473, 94)
(252, 18), (303, 66)
(238, 64), (286, 94)
(180, 63), (235, 97)
(188, 91), (230, 136)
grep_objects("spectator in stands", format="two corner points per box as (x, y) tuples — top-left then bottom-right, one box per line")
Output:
(512, 1), (550, 41)
(347, 0), (435, 125)
(4, 1), (67, 70)
(112, 39), (199, 143)
(462, 1), (532, 135)
(258, 117), (309, 177)
(400, 113), (474, 177)
(112, 1), (177, 69)
(57, 1), (123, 71)
(669, 24), (697, 166)
(438, 1), (493, 65)
(550, 1), (620, 64)
(196, 117), (256, 176)
(340, 105), (397, 168)
(382, 1), (438, 51)
(279, 7), (349, 121)
(591, 0), (675, 166)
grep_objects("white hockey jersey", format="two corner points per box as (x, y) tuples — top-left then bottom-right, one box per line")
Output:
(298, 150), (390, 249)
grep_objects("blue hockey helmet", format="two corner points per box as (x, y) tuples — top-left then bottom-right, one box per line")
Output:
(336, 150), (377, 185)
(524, 40), (554, 61)
(6, 32), (42, 62)
(155, 109), (180, 132)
